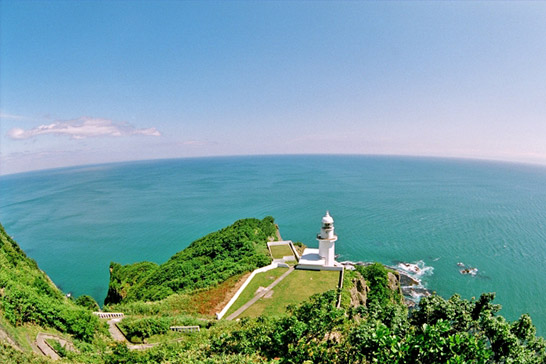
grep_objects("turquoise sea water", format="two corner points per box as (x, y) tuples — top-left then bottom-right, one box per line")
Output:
(1, 155), (545, 335)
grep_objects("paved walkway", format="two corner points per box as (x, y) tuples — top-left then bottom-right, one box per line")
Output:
(35, 333), (77, 360)
(226, 266), (294, 320)
(108, 318), (127, 342)
(36, 333), (60, 360)
(0, 325), (22, 352)
(33, 315), (184, 358)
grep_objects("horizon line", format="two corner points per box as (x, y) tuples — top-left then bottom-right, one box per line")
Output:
(2, 152), (546, 178)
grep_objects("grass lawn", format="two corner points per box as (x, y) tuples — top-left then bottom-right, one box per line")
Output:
(224, 268), (289, 318)
(269, 244), (294, 260)
(238, 269), (340, 319)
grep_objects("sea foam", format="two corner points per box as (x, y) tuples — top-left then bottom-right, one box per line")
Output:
(394, 260), (434, 304)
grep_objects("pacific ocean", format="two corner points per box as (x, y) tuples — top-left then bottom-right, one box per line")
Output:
(1, 155), (545, 335)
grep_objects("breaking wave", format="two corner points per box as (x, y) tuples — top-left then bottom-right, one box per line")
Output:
(396, 260), (434, 279)
(394, 260), (434, 304)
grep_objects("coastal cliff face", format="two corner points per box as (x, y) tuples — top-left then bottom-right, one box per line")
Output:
(349, 273), (368, 307)
(346, 265), (406, 310)
(387, 271), (405, 304)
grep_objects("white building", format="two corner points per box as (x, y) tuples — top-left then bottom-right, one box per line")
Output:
(297, 211), (342, 271)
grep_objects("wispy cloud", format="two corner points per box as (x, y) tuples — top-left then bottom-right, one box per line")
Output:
(0, 112), (29, 120)
(182, 140), (217, 146)
(7, 117), (161, 140)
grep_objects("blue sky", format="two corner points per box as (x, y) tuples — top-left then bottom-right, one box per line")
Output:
(1, 1), (546, 175)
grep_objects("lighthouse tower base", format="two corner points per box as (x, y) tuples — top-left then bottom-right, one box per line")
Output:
(297, 248), (343, 271)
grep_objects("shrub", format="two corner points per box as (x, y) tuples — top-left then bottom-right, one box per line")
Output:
(118, 317), (172, 342)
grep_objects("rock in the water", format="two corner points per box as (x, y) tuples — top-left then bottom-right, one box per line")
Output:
(404, 299), (417, 308)
(399, 272), (420, 287)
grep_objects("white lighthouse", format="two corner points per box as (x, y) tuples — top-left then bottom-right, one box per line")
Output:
(297, 211), (341, 270)
(317, 211), (338, 266)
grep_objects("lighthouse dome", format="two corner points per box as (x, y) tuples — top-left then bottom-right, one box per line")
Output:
(322, 211), (334, 224)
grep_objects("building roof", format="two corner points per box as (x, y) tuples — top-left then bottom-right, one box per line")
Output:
(322, 211), (334, 224)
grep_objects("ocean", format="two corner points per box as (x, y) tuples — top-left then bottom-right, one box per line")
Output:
(1, 155), (545, 335)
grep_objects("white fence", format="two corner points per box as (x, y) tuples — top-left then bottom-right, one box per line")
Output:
(267, 240), (300, 261)
(93, 312), (124, 319)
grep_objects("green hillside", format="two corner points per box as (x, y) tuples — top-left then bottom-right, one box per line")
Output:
(0, 223), (101, 343)
(105, 217), (277, 304)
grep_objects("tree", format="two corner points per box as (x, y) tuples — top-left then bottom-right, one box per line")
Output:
(75, 295), (100, 311)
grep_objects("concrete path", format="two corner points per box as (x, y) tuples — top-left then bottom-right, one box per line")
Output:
(36, 333), (60, 360)
(129, 343), (159, 350)
(226, 266), (294, 320)
(32, 315), (179, 358)
(108, 318), (127, 342)
(0, 325), (22, 352)
(35, 333), (77, 361)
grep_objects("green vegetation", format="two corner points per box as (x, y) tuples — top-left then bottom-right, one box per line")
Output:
(225, 268), (288, 318)
(105, 217), (277, 304)
(213, 289), (546, 363)
(339, 268), (358, 308)
(269, 244), (294, 259)
(108, 292), (193, 316)
(356, 262), (402, 307)
(75, 294), (100, 311)
(102, 341), (272, 364)
(239, 269), (340, 319)
(118, 315), (211, 343)
(47, 338), (68, 358)
(0, 341), (51, 364)
(0, 223), (102, 342)
(118, 316), (171, 343)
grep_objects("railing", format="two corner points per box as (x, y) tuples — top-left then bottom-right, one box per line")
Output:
(92, 312), (125, 319)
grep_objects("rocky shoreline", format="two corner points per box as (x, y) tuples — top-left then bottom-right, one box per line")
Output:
(340, 261), (432, 307)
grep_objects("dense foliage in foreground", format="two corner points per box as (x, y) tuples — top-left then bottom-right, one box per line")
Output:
(105, 217), (277, 304)
(209, 290), (546, 364)
(208, 263), (546, 363)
